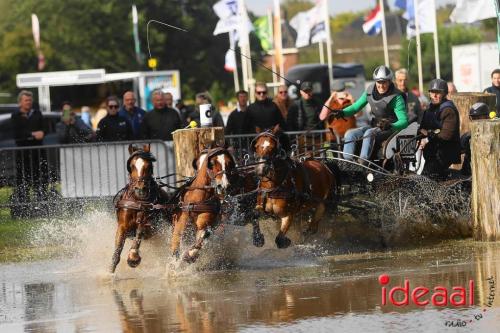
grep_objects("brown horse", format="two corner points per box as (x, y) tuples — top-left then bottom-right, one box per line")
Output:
(320, 91), (357, 141)
(252, 125), (337, 248)
(110, 144), (174, 273)
(171, 146), (237, 263)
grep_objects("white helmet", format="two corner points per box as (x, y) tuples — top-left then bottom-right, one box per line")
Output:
(373, 65), (393, 82)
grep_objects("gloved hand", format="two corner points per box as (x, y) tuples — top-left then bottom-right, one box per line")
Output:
(330, 109), (344, 119)
(376, 118), (392, 131)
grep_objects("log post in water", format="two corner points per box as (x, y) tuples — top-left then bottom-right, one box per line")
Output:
(470, 119), (500, 241)
(449, 92), (496, 136)
(172, 127), (225, 182)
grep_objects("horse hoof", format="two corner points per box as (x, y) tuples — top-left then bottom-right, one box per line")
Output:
(275, 236), (291, 249)
(127, 256), (141, 268)
(182, 252), (197, 264)
(253, 233), (265, 247)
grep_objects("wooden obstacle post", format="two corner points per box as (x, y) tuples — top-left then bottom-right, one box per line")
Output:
(449, 92), (496, 136)
(470, 119), (500, 241)
(172, 127), (225, 182)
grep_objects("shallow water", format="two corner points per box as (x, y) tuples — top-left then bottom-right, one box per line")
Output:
(0, 212), (499, 332)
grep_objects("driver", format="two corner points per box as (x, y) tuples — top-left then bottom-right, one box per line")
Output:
(418, 79), (461, 179)
(333, 65), (409, 162)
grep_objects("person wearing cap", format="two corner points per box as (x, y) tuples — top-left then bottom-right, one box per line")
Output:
(418, 78), (461, 179)
(287, 81), (322, 131)
(333, 65), (409, 162)
(460, 103), (491, 176)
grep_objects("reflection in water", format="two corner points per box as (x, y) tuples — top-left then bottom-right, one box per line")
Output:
(1, 241), (500, 332)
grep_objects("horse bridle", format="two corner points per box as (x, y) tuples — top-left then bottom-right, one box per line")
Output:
(251, 131), (287, 177)
(127, 150), (157, 199)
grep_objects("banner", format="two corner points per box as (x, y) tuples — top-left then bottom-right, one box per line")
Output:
(396, 0), (436, 38)
(449, 0), (496, 23)
(289, 0), (327, 48)
(213, 0), (252, 36)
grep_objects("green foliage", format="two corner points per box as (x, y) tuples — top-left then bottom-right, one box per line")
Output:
(400, 25), (483, 84)
(331, 12), (363, 34)
(282, 0), (313, 20)
(0, 0), (233, 100)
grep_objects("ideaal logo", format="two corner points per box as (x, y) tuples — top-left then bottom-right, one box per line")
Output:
(378, 274), (474, 306)
(378, 274), (496, 328)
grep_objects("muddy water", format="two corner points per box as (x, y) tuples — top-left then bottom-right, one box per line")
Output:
(1, 213), (500, 332)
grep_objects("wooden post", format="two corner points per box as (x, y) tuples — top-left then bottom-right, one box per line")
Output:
(172, 127), (225, 181)
(470, 119), (500, 241)
(449, 92), (496, 136)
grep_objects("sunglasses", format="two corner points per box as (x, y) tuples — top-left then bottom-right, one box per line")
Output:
(256, 91), (267, 95)
(279, 91), (287, 94)
(108, 104), (119, 109)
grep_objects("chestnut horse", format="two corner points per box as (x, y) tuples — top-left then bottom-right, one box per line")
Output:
(252, 125), (337, 248)
(171, 146), (237, 263)
(110, 144), (174, 273)
(320, 90), (357, 141)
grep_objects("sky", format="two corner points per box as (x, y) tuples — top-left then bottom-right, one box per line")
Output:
(246, 0), (457, 16)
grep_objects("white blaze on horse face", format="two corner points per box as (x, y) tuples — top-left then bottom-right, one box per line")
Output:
(135, 158), (145, 176)
(216, 154), (229, 188)
(262, 139), (271, 152)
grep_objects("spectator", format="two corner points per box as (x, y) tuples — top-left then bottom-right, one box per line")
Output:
(287, 81), (322, 131)
(96, 96), (134, 142)
(91, 101), (108, 130)
(176, 99), (192, 126)
(273, 84), (293, 121)
(394, 68), (423, 123)
(56, 101), (94, 143)
(140, 89), (182, 140)
(484, 68), (500, 114)
(225, 90), (253, 135)
(186, 92), (225, 127)
(247, 82), (286, 132)
(164, 92), (181, 116)
(118, 91), (145, 139)
(447, 81), (457, 100)
(11, 90), (49, 212)
(80, 106), (92, 128)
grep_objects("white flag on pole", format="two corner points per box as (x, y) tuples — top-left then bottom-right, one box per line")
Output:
(213, 0), (253, 36)
(289, 0), (327, 48)
(406, 0), (437, 38)
(450, 0), (496, 23)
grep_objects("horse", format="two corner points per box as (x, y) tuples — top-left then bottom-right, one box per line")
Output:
(110, 144), (175, 273)
(252, 124), (338, 248)
(170, 145), (238, 263)
(320, 90), (357, 142)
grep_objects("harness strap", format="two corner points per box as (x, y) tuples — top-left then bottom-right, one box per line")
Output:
(115, 199), (177, 211)
(179, 200), (221, 213)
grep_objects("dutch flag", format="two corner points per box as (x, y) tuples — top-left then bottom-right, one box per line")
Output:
(362, 4), (383, 36)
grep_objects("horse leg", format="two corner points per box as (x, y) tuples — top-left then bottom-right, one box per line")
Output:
(110, 224), (127, 273)
(252, 218), (265, 247)
(304, 202), (325, 236)
(275, 215), (292, 249)
(127, 212), (145, 268)
(182, 216), (210, 263)
(171, 212), (188, 260)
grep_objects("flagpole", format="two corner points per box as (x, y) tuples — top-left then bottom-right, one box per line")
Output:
(324, 0), (334, 90)
(319, 42), (325, 64)
(268, 9), (279, 94)
(414, 0), (424, 93)
(431, 0), (440, 79)
(238, 0), (249, 96)
(379, 0), (390, 67)
(229, 31), (240, 92)
(274, 0), (285, 84)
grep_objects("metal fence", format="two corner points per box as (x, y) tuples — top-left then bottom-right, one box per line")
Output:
(0, 130), (328, 216)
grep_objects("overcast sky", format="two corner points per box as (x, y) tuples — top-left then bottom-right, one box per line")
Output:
(246, 0), (457, 16)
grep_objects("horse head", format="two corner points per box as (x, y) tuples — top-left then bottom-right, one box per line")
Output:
(127, 144), (157, 200)
(193, 145), (237, 199)
(252, 124), (286, 177)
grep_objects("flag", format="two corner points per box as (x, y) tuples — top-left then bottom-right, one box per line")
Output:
(31, 14), (45, 71)
(132, 5), (143, 65)
(224, 49), (237, 72)
(253, 16), (272, 51)
(289, 0), (327, 48)
(450, 0), (496, 23)
(362, 4), (382, 36)
(213, 0), (253, 36)
(397, 0), (437, 38)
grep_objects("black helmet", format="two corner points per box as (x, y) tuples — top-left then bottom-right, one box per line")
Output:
(373, 65), (393, 81)
(428, 79), (448, 95)
(469, 102), (489, 117)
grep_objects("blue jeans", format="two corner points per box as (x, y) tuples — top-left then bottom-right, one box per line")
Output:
(343, 126), (380, 161)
